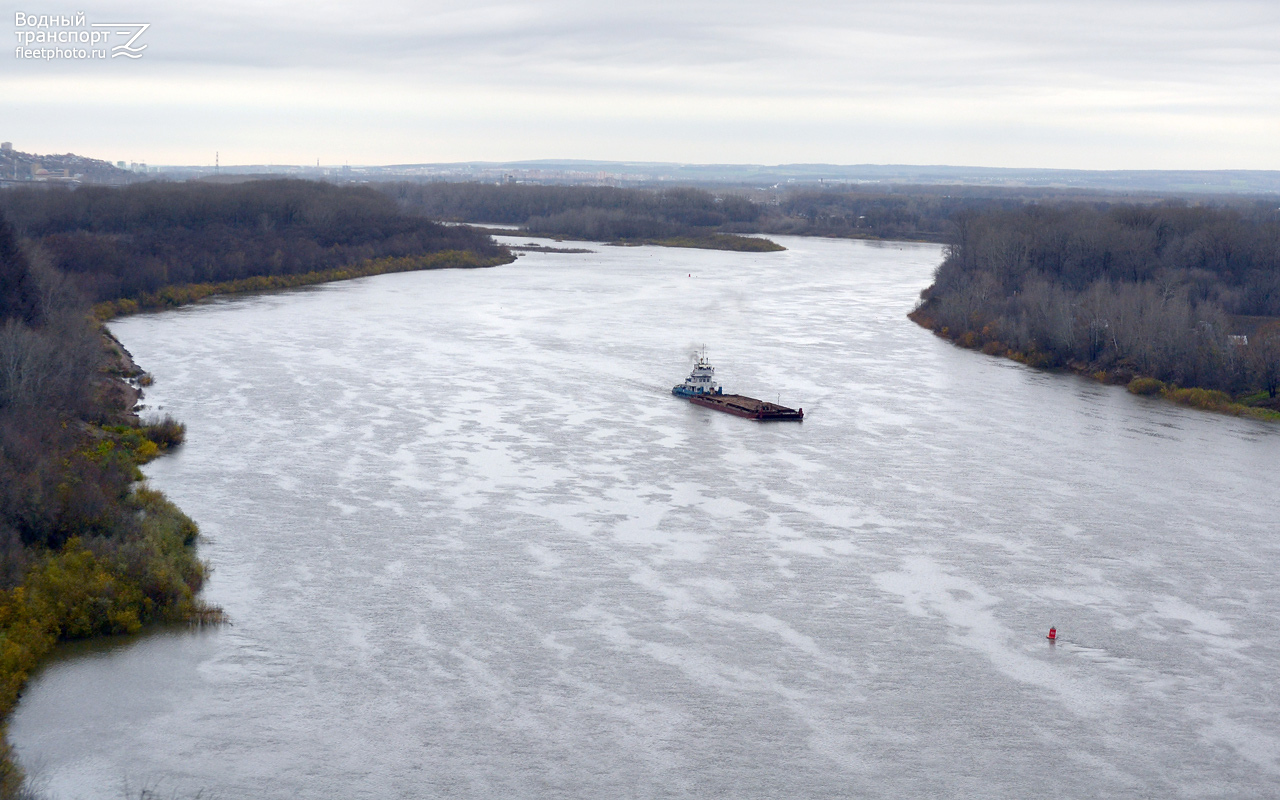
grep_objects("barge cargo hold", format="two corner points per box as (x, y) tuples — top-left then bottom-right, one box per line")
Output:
(689, 393), (803, 421)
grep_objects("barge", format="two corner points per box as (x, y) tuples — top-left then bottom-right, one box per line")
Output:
(690, 393), (804, 420)
(672, 353), (803, 421)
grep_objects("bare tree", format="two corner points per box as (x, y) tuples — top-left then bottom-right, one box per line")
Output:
(1249, 325), (1280, 398)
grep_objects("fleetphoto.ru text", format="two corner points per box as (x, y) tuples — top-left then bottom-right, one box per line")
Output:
(14, 12), (148, 60)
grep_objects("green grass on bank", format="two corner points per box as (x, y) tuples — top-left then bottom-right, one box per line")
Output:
(1127, 378), (1280, 421)
(909, 308), (1280, 423)
(93, 250), (515, 320)
(0, 423), (220, 799)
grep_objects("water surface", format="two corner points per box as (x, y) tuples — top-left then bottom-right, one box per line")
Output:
(13, 236), (1280, 798)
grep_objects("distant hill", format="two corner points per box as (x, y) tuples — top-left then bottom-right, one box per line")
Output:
(0, 144), (133, 186)
(376, 161), (1280, 195)
(9, 145), (1279, 196)
(157, 159), (1280, 196)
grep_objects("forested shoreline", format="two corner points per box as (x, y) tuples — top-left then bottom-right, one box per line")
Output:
(0, 179), (514, 797)
(380, 180), (1144, 244)
(0, 210), (223, 797)
(910, 202), (1280, 417)
(0, 180), (510, 309)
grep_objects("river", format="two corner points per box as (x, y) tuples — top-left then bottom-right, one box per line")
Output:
(12, 236), (1280, 798)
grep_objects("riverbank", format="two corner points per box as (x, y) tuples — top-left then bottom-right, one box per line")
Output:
(908, 308), (1280, 422)
(93, 250), (516, 320)
(2, 242), (521, 797)
(0, 322), (225, 798)
(2, 237), (521, 796)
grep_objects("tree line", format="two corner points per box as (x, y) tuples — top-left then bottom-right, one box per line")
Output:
(386, 180), (1202, 243)
(384, 182), (764, 243)
(755, 188), (1038, 241)
(912, 202), (1280, 403)
(0, 179), (505, 304)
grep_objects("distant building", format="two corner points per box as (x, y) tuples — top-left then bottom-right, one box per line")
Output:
(117, 161), (126, 168)
(31, 166), (73, 182)
(0, 142), (11, 152)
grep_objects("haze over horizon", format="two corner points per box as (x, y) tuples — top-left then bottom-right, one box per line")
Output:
(5, 1), (1279, 171)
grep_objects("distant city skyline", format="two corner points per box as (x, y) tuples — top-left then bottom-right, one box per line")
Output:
(4, 1), (1278, 170)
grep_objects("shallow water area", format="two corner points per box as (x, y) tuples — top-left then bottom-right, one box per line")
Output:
(11, 236), (1280, 799)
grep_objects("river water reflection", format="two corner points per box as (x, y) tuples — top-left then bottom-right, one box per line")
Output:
(12, 236), (1280, 798)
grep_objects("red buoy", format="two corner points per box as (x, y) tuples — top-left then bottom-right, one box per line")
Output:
(1047, 627), (1057, 641)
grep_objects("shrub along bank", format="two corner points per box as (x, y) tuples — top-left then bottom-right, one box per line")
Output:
(0, 212), (220, 798)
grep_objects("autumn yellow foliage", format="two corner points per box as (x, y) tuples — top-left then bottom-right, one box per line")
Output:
(93, 250), (514, 320)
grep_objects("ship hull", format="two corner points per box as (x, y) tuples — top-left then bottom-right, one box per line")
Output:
(688, 393), (803, 421)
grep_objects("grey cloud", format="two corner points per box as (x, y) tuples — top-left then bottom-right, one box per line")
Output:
(68, 0), (1280, 85)
(5, 0), (1278, 167)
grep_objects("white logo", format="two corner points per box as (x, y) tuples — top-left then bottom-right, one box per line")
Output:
(13, 12), (150, 61)
(90, 22), (148, 58)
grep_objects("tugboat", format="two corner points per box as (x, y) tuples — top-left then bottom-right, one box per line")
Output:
(672, 352), (724, 398)
(672, 353), (803, 421)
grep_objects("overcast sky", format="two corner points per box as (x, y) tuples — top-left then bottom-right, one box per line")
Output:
(5, 0), (1279, 169)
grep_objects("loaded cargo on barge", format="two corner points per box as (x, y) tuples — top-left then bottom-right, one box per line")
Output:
(690, 394), (804, 420)
(672, 353), (803, 421)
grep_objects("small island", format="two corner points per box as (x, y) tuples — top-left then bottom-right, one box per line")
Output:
(386, 183), (789, 251)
